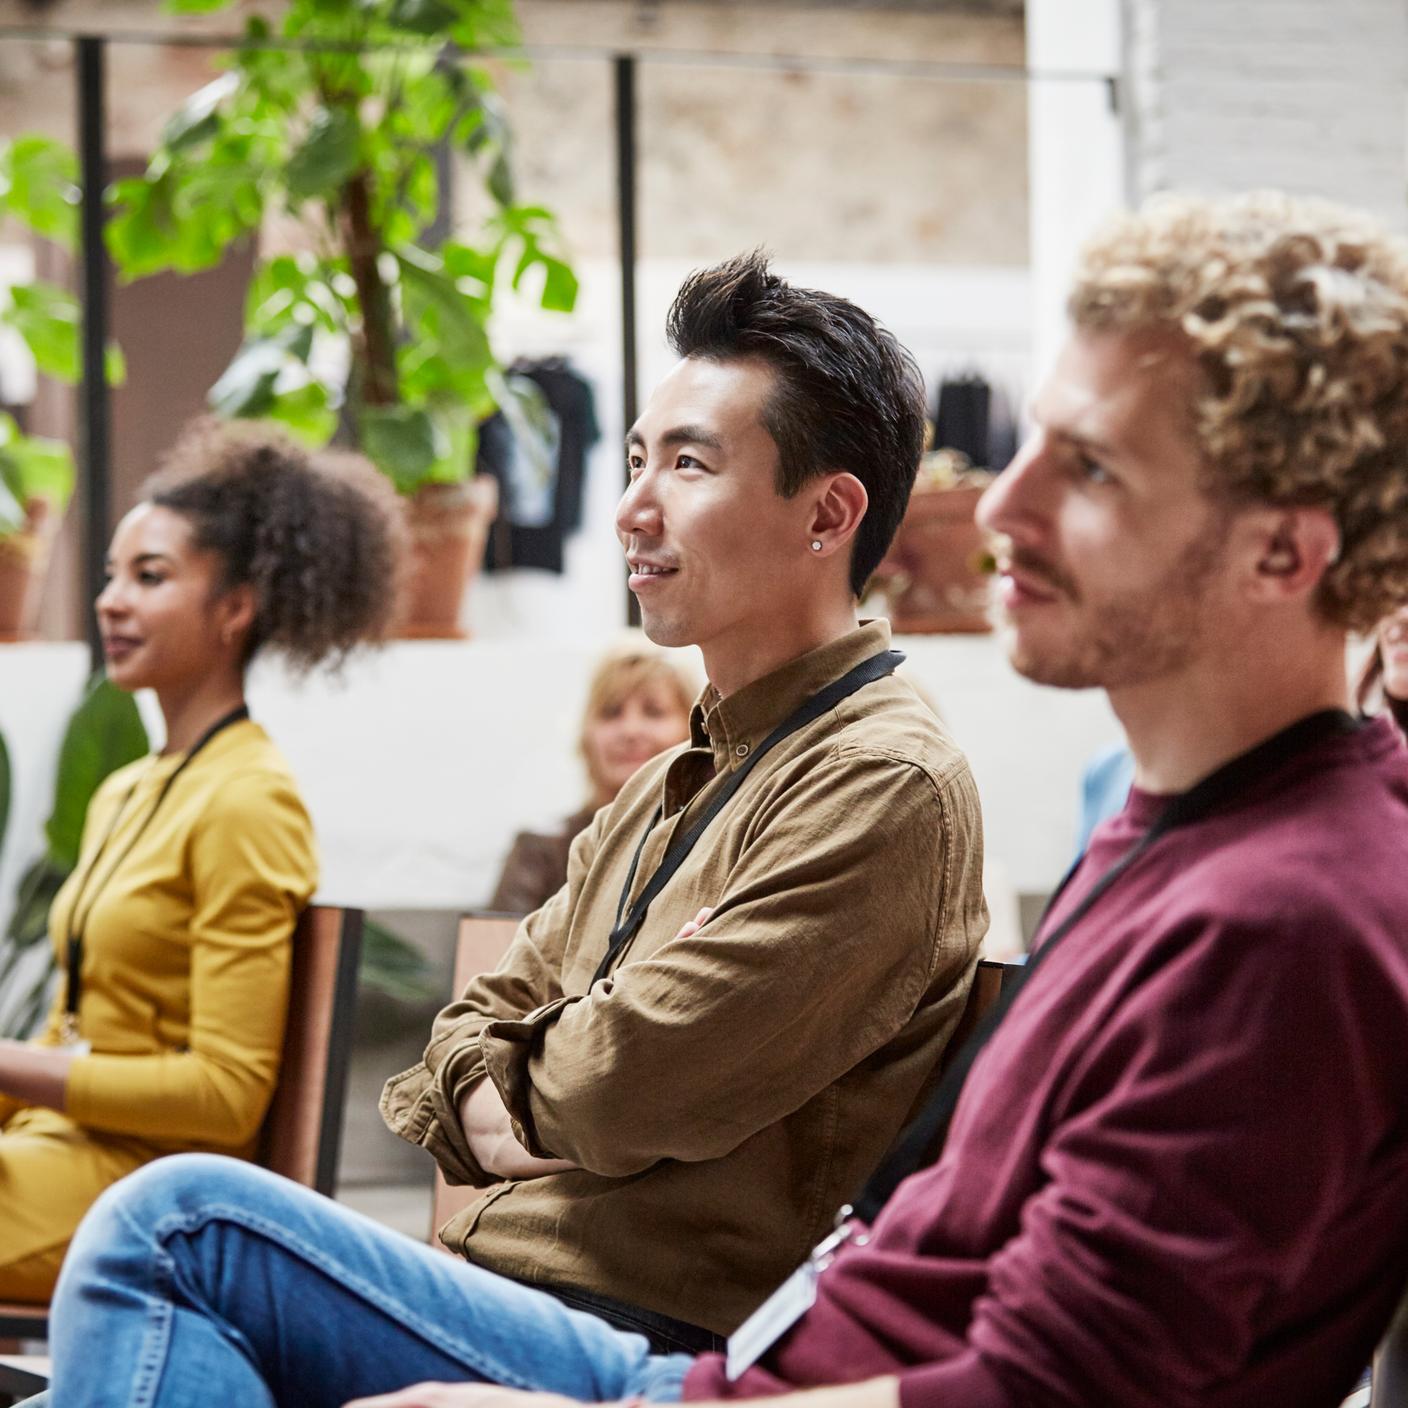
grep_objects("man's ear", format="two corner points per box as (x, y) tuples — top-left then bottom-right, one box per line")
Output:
(806, 472), (868, 556)
(1242, 506), (1340, 603)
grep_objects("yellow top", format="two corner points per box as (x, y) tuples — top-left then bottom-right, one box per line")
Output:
(32, 719), (317, 1153)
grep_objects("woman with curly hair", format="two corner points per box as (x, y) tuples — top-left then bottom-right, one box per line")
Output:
(0, 419), (406, 1302)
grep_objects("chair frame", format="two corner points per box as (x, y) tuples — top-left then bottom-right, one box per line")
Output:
(429, 911), (523, 1248)
(0, 903), (363, 1350)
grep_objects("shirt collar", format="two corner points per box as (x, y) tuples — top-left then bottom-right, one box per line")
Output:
(688, 619), (894, 774)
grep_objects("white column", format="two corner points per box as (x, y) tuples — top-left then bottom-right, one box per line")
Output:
(1025, 0), (1127, 380)
(1124, 0), (1408, 234)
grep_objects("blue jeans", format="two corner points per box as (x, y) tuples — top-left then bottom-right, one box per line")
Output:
(48, 1154), (694, 1408)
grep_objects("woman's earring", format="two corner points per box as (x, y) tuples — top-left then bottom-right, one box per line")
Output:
(810, 540), (823, 552)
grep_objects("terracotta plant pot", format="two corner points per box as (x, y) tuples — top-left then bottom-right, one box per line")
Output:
(0, 500), (54, 643)
(873, 480), (994, 634)
(399, 477), (499, 639)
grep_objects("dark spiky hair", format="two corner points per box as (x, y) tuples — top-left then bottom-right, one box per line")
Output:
(666, 250), (926, 595)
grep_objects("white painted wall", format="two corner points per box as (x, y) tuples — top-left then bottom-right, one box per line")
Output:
(0, 637), (1120, 960)
(473, 254), (1034, 645)
(1025, 0), (1127, 378)
(1124, 0), (1408, 233)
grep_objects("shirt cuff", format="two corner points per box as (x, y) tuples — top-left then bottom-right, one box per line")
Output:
(478, 996), (577, 1159)
(426, 1044), (495, 1184)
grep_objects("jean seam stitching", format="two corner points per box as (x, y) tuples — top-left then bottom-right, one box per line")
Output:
(150, 1201), (542, 1389)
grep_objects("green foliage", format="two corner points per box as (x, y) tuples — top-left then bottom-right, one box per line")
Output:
(359, 916), (438, 1003)
(45, 675), (151, 871)
(0, 727), (10, 862)
(0, 674), (150, 1039)
(1, 280), (125, 387)
(94, 0), (577, 493)
(0, 411), (75, 537)
(0, 135), (80, 250)
(0, 134), (120, 542)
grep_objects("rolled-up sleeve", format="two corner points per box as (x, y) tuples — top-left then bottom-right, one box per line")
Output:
(380, 812), (606, 1184)
(479, 749), (977, 1177)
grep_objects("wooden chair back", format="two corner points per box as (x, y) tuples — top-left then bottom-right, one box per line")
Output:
(941, 957), (1019, 1077)
(0, 903), (363, 1346)
(258, 904), (364, 1195)
(429, 912), (522, 1248)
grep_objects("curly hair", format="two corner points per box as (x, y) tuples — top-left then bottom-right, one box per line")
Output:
(144, 419), (407, 671)
(666, 250), (927, 597)
(1068, 191), (1408, 632)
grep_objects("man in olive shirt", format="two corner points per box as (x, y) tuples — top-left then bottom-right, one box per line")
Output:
(380, 252), (987, 1348)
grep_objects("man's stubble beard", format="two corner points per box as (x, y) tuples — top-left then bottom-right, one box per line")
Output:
(1004, 514), (1233, 692)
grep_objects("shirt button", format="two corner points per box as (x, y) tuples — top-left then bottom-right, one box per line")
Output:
(735, 743), (750, 758)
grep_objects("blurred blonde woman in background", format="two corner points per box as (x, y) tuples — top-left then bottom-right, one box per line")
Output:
(490, 643), (697, 914)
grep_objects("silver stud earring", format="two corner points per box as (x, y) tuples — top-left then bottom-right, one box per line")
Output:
(810, 540), (823, 552)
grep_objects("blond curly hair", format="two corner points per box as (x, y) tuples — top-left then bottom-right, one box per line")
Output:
(1069, 191), (1408, 632)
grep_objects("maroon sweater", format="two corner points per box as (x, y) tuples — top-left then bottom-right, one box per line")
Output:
(685, 716), (1408, 1408)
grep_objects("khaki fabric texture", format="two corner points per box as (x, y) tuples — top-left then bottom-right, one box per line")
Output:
(382, 621), (988, 1335)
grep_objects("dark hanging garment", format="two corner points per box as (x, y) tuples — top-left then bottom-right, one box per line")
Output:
(986, 381), (1019, 473)
(934, 374), (992, 468)
(478, 357), (600, 574)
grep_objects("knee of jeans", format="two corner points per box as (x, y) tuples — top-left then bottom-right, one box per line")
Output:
(89, 1152), (255, 1234)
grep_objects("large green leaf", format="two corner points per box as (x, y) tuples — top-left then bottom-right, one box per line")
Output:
(161, 71), (240, 151)
(386, 0), (460, 34)
(208, 324), (315, 419)
(0, 135), (80, 250)
(397, 248), (493, 367)
(2, 280), (125, 387)
(357, 403), (443, 492)
(0, 674), (149, 1037)
(264, 379), (337, 445)
(45, 675), (150, 871)
(285, 106), (362, 204)
(0, 410), (75, 531)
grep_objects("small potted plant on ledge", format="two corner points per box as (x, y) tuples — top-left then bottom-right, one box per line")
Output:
(0, 415), (74, 640)
(0, 135), (125, 638)
(869, 447), (995, 634)
(96, 0), (577, 636)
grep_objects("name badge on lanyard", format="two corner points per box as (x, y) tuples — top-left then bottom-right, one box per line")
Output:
(725, 1205), (867, 1381)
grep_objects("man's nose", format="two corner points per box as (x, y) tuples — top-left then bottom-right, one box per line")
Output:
(976, 436), (1044, 540)
(616, 468), (662, 539)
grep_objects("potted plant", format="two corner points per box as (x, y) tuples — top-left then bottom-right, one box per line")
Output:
(0, 136), (123, 638)
(0, 674), (149, 1037)
(870, 448), (996, 634)
(90, 0), (577, 636)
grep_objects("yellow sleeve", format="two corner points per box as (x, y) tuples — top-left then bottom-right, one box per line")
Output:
(64, 770), (318, 1145)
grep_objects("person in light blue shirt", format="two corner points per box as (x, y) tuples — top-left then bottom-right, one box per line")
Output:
(1075, 741), (1135, 855)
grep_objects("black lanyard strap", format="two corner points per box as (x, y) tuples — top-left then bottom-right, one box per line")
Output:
(853, 707), (1362, 1222)
(63, 703), (250, 1026)
(592, 649), (905, 985)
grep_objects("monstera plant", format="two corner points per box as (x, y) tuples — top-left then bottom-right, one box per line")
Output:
(104, 0), (577, 632)
(0, 0), (575, 635)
